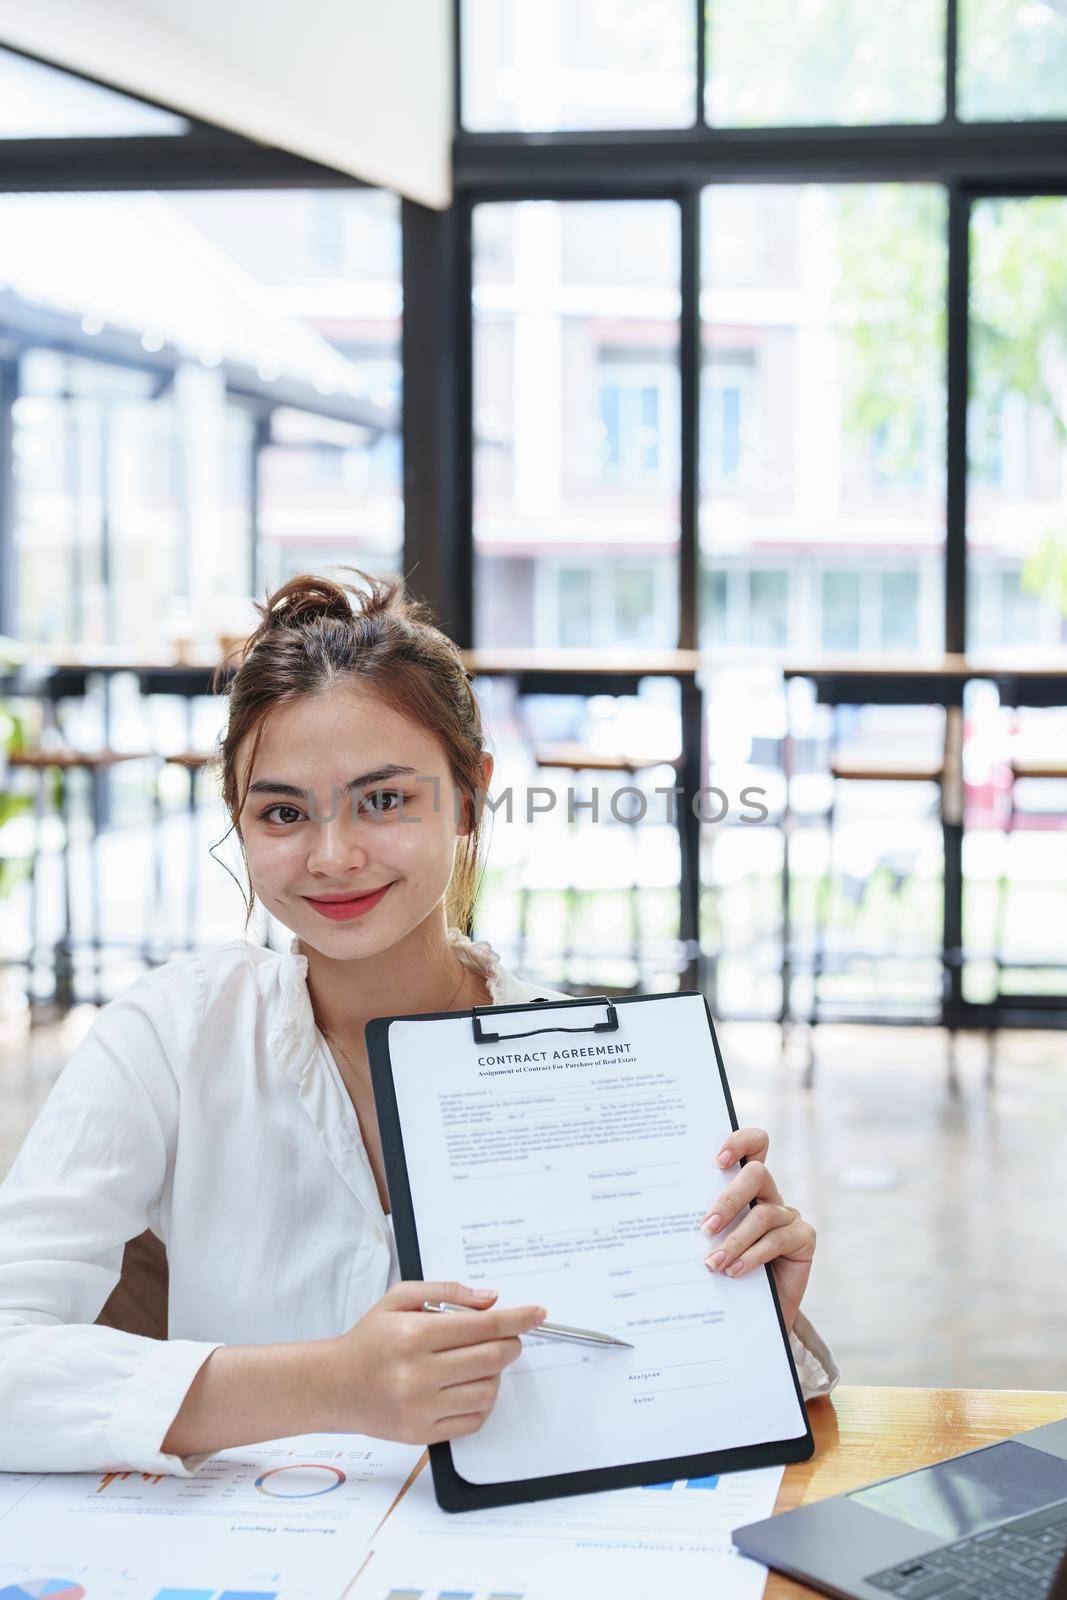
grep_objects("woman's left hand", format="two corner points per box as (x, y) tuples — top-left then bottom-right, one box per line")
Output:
(699, 1126), (816, 1334)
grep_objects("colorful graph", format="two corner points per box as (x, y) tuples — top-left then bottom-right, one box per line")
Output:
(253, 1464), (345, 1498)
(382, 1593), (522, 1600)
(0, 1584), (87, 1600)
(150, 1589), (277, 1600)
(0, 1586), (281, 1600)
(96, 1471), (164, 1492)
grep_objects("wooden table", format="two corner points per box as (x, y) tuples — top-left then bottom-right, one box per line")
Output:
(766, 1384), (1067, 1598)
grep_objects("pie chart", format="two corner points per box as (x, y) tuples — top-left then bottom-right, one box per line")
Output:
(0, 1583), (87, 1600)
(254, 1463), (346, 1497)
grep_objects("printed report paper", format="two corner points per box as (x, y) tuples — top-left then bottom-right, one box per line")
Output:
(388, 993), (807, 1484)
(0, 1433), (421, 1600)
(358, 1456), (785, 1600)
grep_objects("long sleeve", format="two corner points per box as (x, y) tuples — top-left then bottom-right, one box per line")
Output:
(790, 1309), (840, 1401)
(0, 959), (223, 1476)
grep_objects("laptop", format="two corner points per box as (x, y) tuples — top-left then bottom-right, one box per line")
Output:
(733, 1415), (1067, 1599)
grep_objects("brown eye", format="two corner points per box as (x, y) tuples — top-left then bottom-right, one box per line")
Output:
(364, 790), (403, 814)
(263, 804), (304, 825)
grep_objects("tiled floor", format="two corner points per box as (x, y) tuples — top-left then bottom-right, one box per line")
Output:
(2, 1001), (1065, 1393)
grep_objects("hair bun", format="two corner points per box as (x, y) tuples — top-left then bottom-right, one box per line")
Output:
(256, 573), (355, 633)
(256, 568), (430, 636)
(217, 568), (440, 681)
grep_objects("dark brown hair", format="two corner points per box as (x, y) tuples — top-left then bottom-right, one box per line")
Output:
(211, 569), (488, 934)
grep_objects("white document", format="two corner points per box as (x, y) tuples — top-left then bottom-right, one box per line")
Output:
(0, 1471), (42, 1517)
(0, 1433), (421, 1600)
(358, 1456), (785, 1600)
(357, 1537), (770, 1600)
(388, 993), (807, 1485)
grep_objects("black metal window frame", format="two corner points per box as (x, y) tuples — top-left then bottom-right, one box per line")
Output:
(0, 26), (1064, 1021)
(0, 41), (430, 639)
(0, 39), (481, 642)
(1, 26), (1066, 653)
(447, 0), (1067, 1027)
(450, 0), (1067, 654)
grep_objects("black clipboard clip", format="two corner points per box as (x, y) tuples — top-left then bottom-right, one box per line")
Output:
(470, 995), (619, 1045)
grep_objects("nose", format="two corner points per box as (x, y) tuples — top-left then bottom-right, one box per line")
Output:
(304, 808), (369, 877)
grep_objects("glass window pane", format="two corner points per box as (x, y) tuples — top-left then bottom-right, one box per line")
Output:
(699, 184), (947, 661)
(965, 199), (1067, 1007)
(473, 200), (680, 648)
(558, 568), (594, 646)
(5, 190), (401, 655)
(959, 0), (1067, 120)
(462, 0), (696, 130)
(614, 566), (659, 641)
(821, 570), (863, 650)
(699, 184), (947, 1022)
(703, 568), (729, 643)
(750, 570), (789, 649)
(0, 47), (189, 137)
(881, 570), (921, 650)
(966, 197), (1067, 654)
(705, 0), (945, 126)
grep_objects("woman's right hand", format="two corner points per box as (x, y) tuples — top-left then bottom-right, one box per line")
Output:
(319, 1280), (547, 1445)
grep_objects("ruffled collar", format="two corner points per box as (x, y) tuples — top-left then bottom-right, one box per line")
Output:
(269, 927), (508, 1082)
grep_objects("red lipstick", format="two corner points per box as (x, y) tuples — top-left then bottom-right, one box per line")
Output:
(303, 883), (394, 921)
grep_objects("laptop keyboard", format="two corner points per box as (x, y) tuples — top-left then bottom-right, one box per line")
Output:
(865, 1499), (1067, 1598)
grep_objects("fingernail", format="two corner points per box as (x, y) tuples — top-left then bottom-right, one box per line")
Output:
(704, 1214), (722, 1235)
(533, 1307), (548, 1323)
(473, 1288), (496, 1300)
(705, 1251), (725, 1272)
(726, 1260), (745, 1276)
(717, 1149), (733, 1167)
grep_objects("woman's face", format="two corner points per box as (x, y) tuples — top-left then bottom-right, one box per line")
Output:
(237, 683), (491, 960)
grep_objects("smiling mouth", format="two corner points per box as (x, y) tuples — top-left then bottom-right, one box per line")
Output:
(305, 888), (391, 902)
(303, 883), (395, 919)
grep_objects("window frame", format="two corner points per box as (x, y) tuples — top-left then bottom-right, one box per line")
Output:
(452, 0), (1067, 661)
(0, 44), (410, 641)
(451, 1), (1067, 1036)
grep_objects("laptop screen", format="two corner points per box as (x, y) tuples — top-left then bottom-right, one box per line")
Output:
(850, 1441), (1067, 1542)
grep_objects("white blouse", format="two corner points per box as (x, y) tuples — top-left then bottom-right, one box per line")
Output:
(0, 930), (838, 1477)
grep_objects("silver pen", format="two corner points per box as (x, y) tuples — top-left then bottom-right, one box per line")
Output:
(422, 1300), (634, 1349)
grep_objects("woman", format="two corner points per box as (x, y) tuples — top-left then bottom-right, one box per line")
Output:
(0, 571), (836, 1476)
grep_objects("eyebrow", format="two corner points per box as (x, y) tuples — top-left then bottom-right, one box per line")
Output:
(247, 764), (421, 800)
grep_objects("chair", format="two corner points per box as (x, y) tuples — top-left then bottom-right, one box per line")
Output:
(806, 708), (954, 1090)
(8, 667), (153, 1016)
(138, 672), (221, 961)
(518, 740), (683, 989)
(988, 747), (1067, 1080)
(95, 1229), (169, 1340)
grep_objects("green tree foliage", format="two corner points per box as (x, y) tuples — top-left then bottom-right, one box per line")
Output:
(958, 0), (1067, 120)
(705, 0), (943, 125)
(971, 198), (1067, 610)
(833, 185), (947, 482)
(833, 184), (1067, 615)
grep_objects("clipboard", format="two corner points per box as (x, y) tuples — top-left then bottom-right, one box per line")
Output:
(367, 991), (814, 1512)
